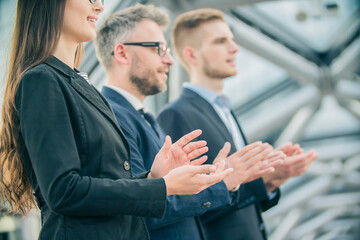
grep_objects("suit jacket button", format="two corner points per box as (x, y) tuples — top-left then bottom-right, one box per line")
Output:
(123, 161), (130, 171)
(202, 202), (212, 209)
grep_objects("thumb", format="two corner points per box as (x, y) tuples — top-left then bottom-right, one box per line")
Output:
(159, 136), (172, 154)
(214, 142), (231, 164)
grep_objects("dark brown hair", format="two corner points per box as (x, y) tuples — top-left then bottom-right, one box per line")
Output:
(0, 0), (82, 215)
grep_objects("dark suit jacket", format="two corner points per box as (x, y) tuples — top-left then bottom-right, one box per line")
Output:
(158, 88), (280, 240)
(15, 57), (167, 240)
(102, 86), (236, 240)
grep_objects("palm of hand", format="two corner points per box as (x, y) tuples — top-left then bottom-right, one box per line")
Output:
(168, 144), (192, 168)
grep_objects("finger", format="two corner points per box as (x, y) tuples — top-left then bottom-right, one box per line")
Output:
(158, 135), (172, 157)
(263, 142), (273, 151)
(202, 167), (234, 183)
(266, 152), (286, 164)
(190, 156), (208, 166)
(234, 141), (263, 158)
(213, 160), (226, 173)
(310, 151), (319, 161)
(213, 142), (231, 164)
(182, 140), (207, 153)
(265, 159), (284, 169)
(243, 150), (282, 177)
(197, 167), (234, 190)
(249, 167), (275, 181)
(191, 164), (217, 175)
(175, 129), (202, 147)
(187, 146), (209, 160)
(293, 144), (301, 151)
(241, 145), (271, 169)
(294, 147), (304, 155)
(217, 167), (234, 179)
(266, 150), (283, 158)
(276, 142), (292, 153)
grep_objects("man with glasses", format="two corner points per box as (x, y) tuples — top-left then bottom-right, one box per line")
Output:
(94, 4), (286, 240)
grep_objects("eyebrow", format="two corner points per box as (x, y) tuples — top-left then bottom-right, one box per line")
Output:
(212, 37), (227, 43)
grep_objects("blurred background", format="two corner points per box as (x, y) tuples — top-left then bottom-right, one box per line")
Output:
(1, 0), (359, 239)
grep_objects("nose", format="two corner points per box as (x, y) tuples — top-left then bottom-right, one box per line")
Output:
(229, 39), (239, 54)
(162, 51), (174, 66)
(94, 1), (105, 13)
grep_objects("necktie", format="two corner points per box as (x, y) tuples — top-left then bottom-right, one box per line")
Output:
(138, 109), (166, 141)
(215, 96), (245, 150)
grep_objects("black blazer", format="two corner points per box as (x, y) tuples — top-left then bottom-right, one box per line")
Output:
(158, 88), (280, 240)
(15, 57), (167, 240)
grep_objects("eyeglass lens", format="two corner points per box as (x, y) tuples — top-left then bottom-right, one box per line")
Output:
(159, 43), (168, 57)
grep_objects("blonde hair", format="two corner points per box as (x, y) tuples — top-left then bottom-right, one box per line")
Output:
(172, 8), (224, 71)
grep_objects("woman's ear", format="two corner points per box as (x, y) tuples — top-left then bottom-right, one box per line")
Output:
(182, 46), (198, 66)
(113, 43), (129, 65)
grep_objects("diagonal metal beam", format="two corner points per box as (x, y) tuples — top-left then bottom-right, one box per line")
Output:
(225, 14), (321, 85)
(269, 209), (302, 240)
(263, 176), (333, 219)
(335, 79), (360, 101)
(274, 104), (320, 146)
(244, 85), (320, 142)
(289, 208), (348, 240)
(179, 0), (277, 11)
(331, 37), (360, 82)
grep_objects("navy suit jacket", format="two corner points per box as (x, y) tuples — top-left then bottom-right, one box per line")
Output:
(158, 88), (280, 240)
(102, 86), (236, 240)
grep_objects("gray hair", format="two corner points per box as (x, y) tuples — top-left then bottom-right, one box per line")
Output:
(95, 4), (170, 70)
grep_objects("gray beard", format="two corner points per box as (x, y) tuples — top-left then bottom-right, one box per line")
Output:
(129, 72), (162, 96)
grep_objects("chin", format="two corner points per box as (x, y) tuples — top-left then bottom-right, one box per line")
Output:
(80, 32), (96, 43)
(226, 68), (237, 77)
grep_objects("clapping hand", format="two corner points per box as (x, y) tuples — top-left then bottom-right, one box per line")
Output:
(263, 142), (318, 192)
(150, 130), (208, 178)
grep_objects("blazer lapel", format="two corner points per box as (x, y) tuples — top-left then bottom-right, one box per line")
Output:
(102, 87), (164, 149)
(44, 57), (121, 135)
(230, 110), (248, 145)
(69, 76), (122, 132)
(182, 89), (237, 149)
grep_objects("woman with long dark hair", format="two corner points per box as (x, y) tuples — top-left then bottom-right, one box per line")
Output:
(0, 1), (232, 239)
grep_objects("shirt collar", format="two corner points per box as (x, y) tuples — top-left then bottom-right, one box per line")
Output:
(105, 85), (144, 111)
(183, 82), (231, 109)
(184, 82), (219, 104)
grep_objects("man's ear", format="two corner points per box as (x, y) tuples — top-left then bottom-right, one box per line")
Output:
(113, 43), (129, 65)
(182, 46), (198, 66)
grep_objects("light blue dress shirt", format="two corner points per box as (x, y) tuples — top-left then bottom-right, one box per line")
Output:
(184, 83), (245, 150)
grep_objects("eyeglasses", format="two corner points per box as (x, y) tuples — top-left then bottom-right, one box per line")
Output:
(111, 42), (170, 58)
(89, 0), (104, 5)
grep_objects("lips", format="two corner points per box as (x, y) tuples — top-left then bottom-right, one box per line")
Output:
(158, 68), (169, 74)
(226, 59), (236, 66)
(87, 16), (97, 23)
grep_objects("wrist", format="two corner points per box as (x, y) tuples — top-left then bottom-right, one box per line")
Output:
(230, 184), (240, 192)
(163, 176), (174, 196)
(265, 181), (277, 193)
(224, 178), (240, 191)
(265, 178), (286, 192)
